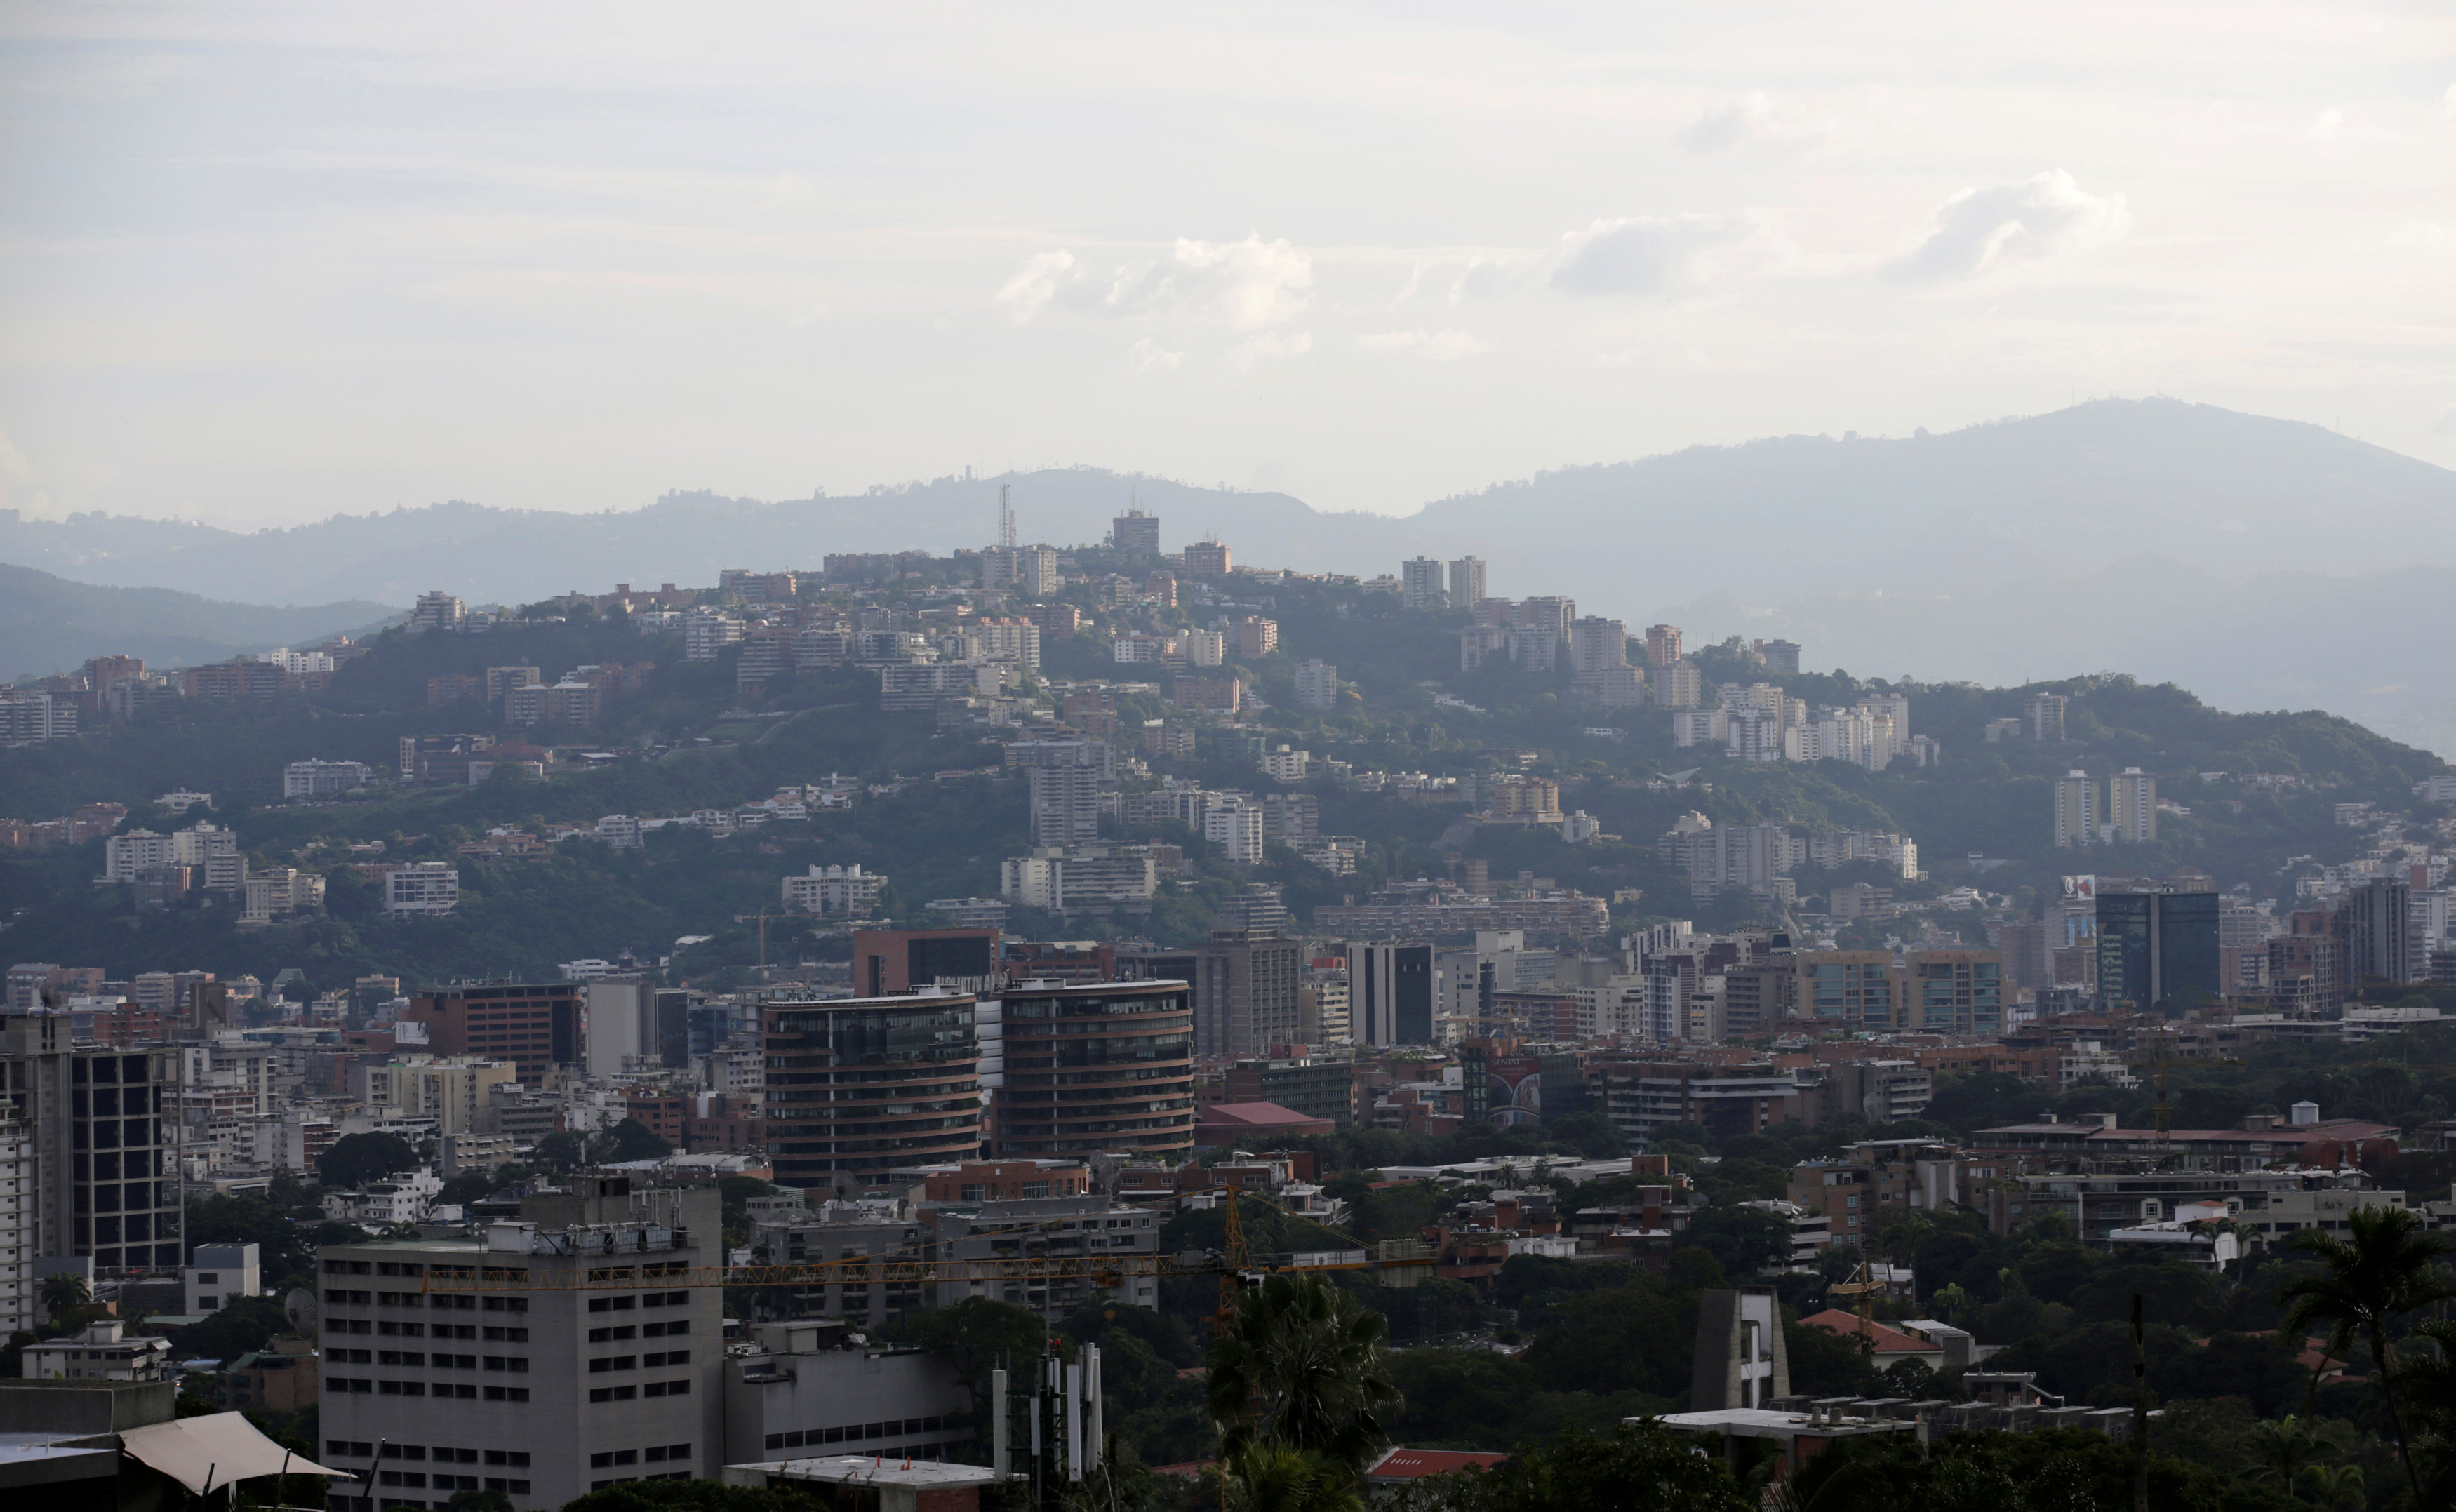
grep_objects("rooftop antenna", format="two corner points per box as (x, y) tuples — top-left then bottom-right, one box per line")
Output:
(999, 483), (1017, 552)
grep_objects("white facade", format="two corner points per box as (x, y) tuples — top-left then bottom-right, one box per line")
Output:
(1672, 709), (1727, 748)
(1205, 801), (1266, 864)
(283, 759), (371, 798)
(1401, 557), (1446, 610)
(385, 862), (462, 916)
(103, 822), (240, 883)
(684, 607), (745, 661)
(1182, 629), (1227, 667)
(185, 1241), (262, 1315)
(782, 864), (887, 915)
(1262, 747), (1311, 782)
(2054, 770), (2100, 848)
(594, 814), (643, 849)
(0, 1118), (30, 1336)
(1294, 659), (1338, 709)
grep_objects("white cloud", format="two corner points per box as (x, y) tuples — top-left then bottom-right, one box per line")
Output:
(1549, 213), (1776, 297)
(1129, 338), (1182, 372)
(1356, 329), (1486, 361)
(995, 250), (1076, 325)
(2309, 107), (2344, 138)
(1883, 170), (2130, 286)
(996, 236), (1312, 329)
(1677, 90), (1835, 152)
(1228, 330), (1312, 370)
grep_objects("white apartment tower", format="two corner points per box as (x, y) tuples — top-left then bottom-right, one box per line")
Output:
(1294, 660), (1338, 709)
(2053, 771), (2100, 848)
(1401, 558), (1446, 611)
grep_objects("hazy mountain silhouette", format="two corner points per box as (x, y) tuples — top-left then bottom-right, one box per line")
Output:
(0, 564), (398, 681)
(5, 398), (2452, 751)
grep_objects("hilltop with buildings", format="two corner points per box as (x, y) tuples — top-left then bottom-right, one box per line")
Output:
(0, 493), (2450, 1508)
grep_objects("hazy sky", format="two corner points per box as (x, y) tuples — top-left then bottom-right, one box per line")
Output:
(2, 2), (2451, 528)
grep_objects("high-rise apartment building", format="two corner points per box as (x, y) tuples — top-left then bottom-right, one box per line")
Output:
(2343, 877), (2412, 986)
(2053, 771), (2100, 849)
(0, 1013), (182, 1273)
(1653, 661), (1702, 709)
(318, 1179), (723, 1512)
(0, 1114), (33, 1333)
(980, 980), (1194, 1160)
(2107, 768), (2157, 843)
(1898, 950), (2005, 1037)
(2027, 693), (2067, 742)
(1294, 660), (1338, 709)
(398, 984), (584, 1088)
(1448, 557), (1487, 608)
(1181, 540), (1231, 580)
(1110, 508), (1160, 556)
(761, 991), (982, 1196)
(2095, 886), (2221, 1008)
(1350, 942), (1434, 1045)
(1643, 624), (1683, 669)
(1123, 934), (1301, 1061)
(1568, 617), (1629, 674)
(1401, 558), (1446, 611)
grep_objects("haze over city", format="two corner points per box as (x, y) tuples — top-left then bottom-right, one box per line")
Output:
(3, 12), (2456, 1512)
(2, 2), (2452, 528)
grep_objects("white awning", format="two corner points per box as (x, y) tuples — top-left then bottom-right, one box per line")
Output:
(119, 1412), (346, 1494)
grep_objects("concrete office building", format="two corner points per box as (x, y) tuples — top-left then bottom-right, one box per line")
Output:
(980, 979), (1196, 1160)
(760, 991), (982, 1197)
(1109, 509), (1161, 557)
(1401, 558), (1446, 611)
(319, 1179), (723, 1512)
(398, 984), (584, 1088)
(727, 1322), (973, 1466)
(1, 1013), (182, 1274)
(1122, 934), (1302, 1062)
(1352, 942), (1434, 1045)
(850, 928), (1001, 998)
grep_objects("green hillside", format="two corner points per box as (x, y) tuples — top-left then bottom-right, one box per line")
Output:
(0, 573), (2441, 993)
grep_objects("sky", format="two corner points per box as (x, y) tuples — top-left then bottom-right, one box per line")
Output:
(1, 2), (2451, 529)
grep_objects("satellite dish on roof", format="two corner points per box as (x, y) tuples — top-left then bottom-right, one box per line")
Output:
(284, 1287), (319, 1339)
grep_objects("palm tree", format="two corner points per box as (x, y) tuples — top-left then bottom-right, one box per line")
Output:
(2300, 1461), (2364, 1511)
(2242, 1414), (2336, 1496)
(2275, 1203), (2456, 1507)
(1206, 1272), (1401, 1473)
(2399, 1317), (2456, 1507)
(39, 1271), (91, 1324)
(1222, 1441), (1365, 1512)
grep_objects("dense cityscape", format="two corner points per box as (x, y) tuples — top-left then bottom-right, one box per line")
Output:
(0, 498), (2452, 1512)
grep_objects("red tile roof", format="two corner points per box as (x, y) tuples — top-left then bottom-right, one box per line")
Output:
(1798, 1309), (1940, 1356)
(1198, 1101), (1329, 1128)
(1366, 1449), (1509, 1482)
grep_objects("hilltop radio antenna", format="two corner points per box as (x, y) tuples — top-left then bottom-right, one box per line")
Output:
(998, 483), (1017, 552)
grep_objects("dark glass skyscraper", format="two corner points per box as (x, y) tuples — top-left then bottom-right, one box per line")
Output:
(2095, 889), (2220, 1008)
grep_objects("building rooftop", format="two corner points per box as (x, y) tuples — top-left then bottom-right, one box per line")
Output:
(1366, 1448), (1508, 1481)
(1795, 1310), (1939, 1356)
(727, 1455), (1004, 1490)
